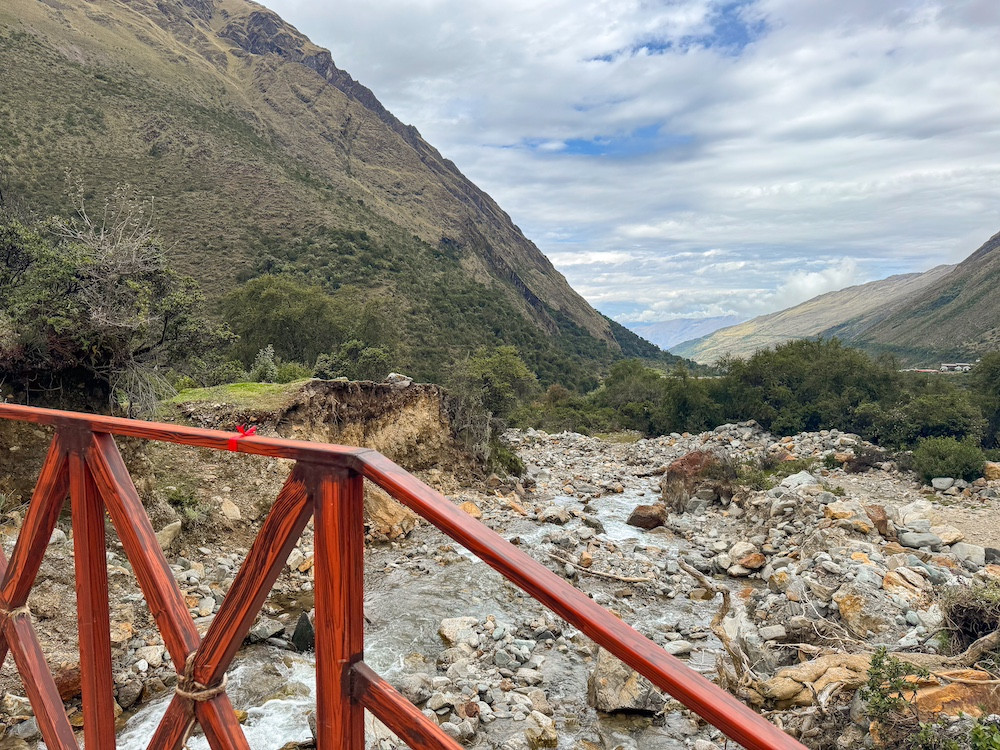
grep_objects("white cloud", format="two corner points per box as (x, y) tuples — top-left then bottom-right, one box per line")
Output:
(261, 0), (1000, 323)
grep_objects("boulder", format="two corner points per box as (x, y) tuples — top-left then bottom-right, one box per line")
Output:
(931, 477), (955, 491)
(659, 450), (720, 512)
(626, 504), (666, 530)
(833, 582), (890, 636)
(823, 500), (874, 534)
(587, 647), (663, 713)
(365, 486), (418, 539)
(950, 542), (986, 568)
(155, 520), (182, 551)
(899, 530), (943, 551)
(985, 462), (1000, 481)
(780, 471), (819, 489)
(864, 504), (892, 538)
(909, 670), (1000, 718)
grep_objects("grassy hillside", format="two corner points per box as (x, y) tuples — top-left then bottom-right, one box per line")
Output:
(0, 0), (675, 387)
(847, 232), (1000, 365)
(673, 265), (953, 364)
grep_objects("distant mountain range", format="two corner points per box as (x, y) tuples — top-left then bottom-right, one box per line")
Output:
(625, 316), (744, 351)
(675, 230), (1000, 365)
(672, 264), (957, 364)
(0, 0), (672, 385)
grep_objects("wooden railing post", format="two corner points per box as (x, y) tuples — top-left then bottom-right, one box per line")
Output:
(68, 433), (116, 750)
(311, 467), (365, 750)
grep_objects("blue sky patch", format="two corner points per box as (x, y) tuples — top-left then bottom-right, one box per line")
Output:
(595, 0), (767, 61)
(524, 124), (694, 159)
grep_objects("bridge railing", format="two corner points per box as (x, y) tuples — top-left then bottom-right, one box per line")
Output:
(0, 403), (805, 750)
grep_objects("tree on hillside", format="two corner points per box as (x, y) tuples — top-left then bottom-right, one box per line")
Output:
(0, 188), (232, 414)
(971, 353), (1000, 448)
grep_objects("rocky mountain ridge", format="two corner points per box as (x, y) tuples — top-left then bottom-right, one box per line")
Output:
(0, 0), (666, 382)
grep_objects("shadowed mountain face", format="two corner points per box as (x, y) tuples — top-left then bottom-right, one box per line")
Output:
(846, 231), (1000, 364)
(0, 0), (668, 383)
(672, 265), (955, 365)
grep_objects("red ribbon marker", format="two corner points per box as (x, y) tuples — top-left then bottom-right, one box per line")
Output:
(227, 425), (257, 452)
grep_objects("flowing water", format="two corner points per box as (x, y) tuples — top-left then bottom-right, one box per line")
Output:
(117, 486), (726, 749)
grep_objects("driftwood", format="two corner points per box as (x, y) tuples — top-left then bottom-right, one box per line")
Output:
(678, 559), (764, 693)
(547, 552), (655, 583)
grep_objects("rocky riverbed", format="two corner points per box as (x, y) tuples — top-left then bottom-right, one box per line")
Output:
(3, 419), (1000, 749)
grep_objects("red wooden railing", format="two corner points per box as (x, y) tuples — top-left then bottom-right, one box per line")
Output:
(0, 404), (806, 750)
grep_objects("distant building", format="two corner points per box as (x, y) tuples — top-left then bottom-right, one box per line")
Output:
(940, 363), (974, 372)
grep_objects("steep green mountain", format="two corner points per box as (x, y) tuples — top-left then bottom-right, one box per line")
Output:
(0, 0), (671, 387)
(673, 265), (953, 364)
(844, 231), (1000, 365)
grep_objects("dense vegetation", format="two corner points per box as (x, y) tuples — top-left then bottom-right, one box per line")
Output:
(515, 339), (1000, 476)
(0, 191), (231, 413)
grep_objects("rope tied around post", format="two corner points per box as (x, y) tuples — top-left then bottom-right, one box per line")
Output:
(175, 653), (228, 702)
(0, 604), (32, 621)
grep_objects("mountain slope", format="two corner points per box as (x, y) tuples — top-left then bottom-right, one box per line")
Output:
(846, 231), (1000, 364)
(0, 0), (670, 385)
(672, 265), (954, 364)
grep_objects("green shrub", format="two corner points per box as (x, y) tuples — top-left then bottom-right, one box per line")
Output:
(249, 345), (278, 383)
(912, 437), (986, 482)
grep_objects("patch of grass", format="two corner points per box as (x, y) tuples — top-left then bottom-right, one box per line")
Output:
(163, 483), (208, 525)
(593, 431), (644, 444)
(730, 455), (815, 491)
(942, 580), (1000, 653)
(166, 380), (308, 410)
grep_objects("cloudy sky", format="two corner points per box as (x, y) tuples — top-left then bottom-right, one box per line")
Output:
(263, 0), (1000, 327)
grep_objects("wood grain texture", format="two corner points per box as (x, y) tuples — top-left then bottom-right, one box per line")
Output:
(88, 432), (201, 665)
(311, 468), (364, 750)
(0, 403), (367, 466)
(1, 434), (69, 605)
(70, 447), (116, 750)
(359, 451), (807, 750)
(196, 694), (253, 750)
(3, 604), (79, 749)
(353, 662), (464, 750)
(195, 467), (311, 683)
(143, 695), (193, 750)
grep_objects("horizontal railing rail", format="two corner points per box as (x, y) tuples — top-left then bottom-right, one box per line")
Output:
(0, 403), (805, 750)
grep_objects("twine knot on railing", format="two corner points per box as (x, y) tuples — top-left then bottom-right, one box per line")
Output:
(175, 653), (228, 702)
(0, 604), (31, 621)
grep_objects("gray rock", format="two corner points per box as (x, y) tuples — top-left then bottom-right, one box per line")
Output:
(931, 477), (955, 490)
(249, 617), (285, 643)
(664, 640), (693, 656)
(587, 647), (663, 713)
(290, 611), (315, 652)
(758, 625), (787, 641)
(781, 470), (819, 489)
(951, 542), (986, 568)
(538, 505), (570, 525)
(898, 531), (943, 551)
(393, 673), (433, 704)
(439, 616), (479, 646)
(117, 679), (144, 710)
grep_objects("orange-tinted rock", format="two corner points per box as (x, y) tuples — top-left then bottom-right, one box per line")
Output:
(627, 504), (666, 530)
(864, 505), (891, 538)
(659, 450), (720, 511)
(882, 568), (930, 602)
(984, 462), (1000, 481)
(54, 662), (82, 701)
(739, 552), (767, 570)
(908, 670), (1000, 718)
(458, 500), (483, 519)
